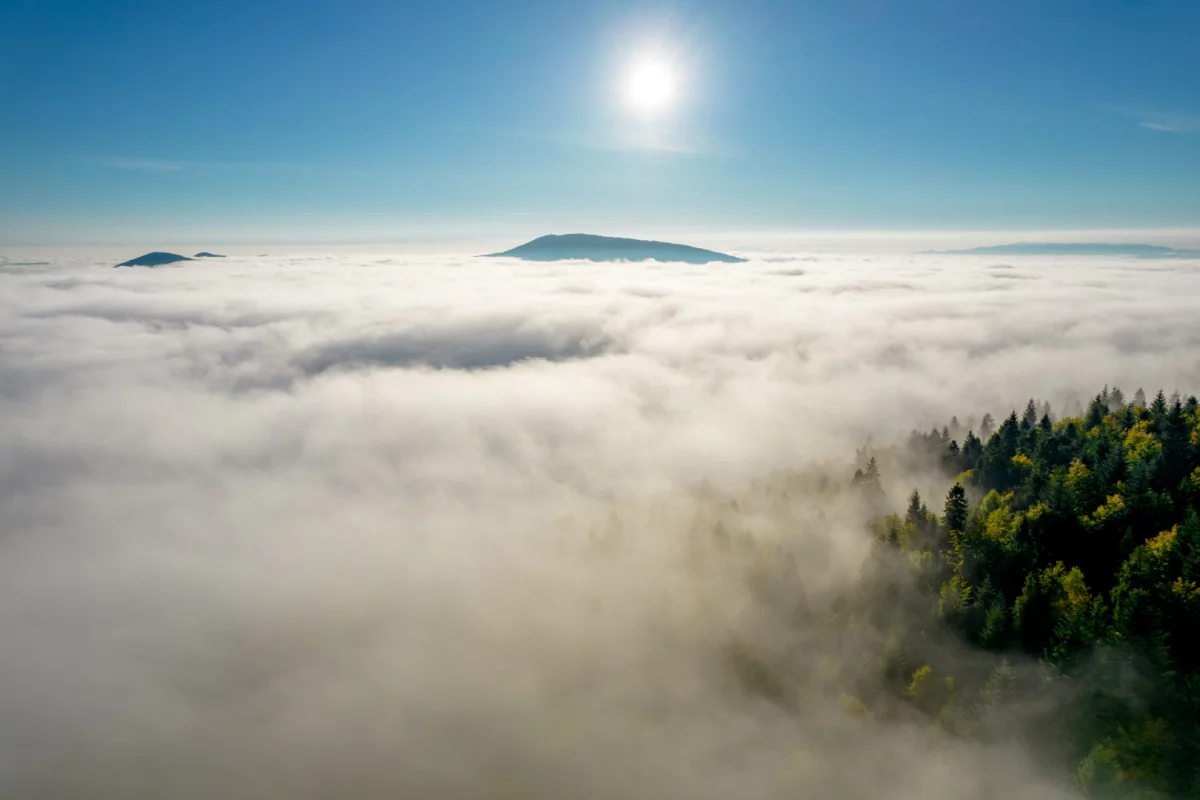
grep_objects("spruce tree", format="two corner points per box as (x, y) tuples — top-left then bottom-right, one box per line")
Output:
(1151, 390), (1168, 426)
(944, 483), (968, 534)
(1022, 399), (1039, 429)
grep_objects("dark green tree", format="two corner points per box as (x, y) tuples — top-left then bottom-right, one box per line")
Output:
(944, 483), (968, 534)
(1022, 398), (1039, 429)
(1150, 390), (1168, 428)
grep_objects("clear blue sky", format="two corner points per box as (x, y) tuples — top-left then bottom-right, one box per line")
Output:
(2, 0), (1198, 244)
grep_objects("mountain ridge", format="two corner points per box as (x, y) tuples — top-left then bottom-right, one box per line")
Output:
(114, 252), (194, 268)
(484, 233), (746, 264)
(921, 242), (1200, 258)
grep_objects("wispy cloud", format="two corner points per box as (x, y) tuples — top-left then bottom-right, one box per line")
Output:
(1139, 121), (1182, 133)
(1106, 105), (1200, 133)
(102, 157), (184, 172)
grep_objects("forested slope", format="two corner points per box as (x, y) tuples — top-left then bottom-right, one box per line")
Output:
(849, 387), (1200, 798)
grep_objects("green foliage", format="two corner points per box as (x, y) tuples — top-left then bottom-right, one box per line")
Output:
(853, 387), (1200, 797)
(944, 482), (969, 534)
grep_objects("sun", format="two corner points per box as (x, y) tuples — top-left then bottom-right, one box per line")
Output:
(624, 58), (676, 112)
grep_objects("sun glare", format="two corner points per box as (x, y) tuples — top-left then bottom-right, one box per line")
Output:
(624, 58), (676, 112)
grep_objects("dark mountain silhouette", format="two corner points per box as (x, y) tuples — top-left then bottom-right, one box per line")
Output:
(193, 252), (225, 258)
(114, 252), (193, 268)
(485, 233), (746, 264)
(921, 242), (1200, 258)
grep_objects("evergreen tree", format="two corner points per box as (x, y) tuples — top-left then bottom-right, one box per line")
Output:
(960, 431), (984, 470)
(943, 439), (961, 474)
(906, 489), (923, 525)
(944, 483), (968, 533)
(1022, 398), (1039, 429)
(854, 456), (887, 515)
(1085, 394), (1107, 429)
(1133, 387), (1147, 408)
(1156, 400), (1192, 494)
(1177, 507), (1200, 584)
(1151, 390), (1168, 427)
(979, 413), (995, 442)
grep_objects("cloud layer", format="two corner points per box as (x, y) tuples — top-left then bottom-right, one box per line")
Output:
(1, 249), (1198, 798)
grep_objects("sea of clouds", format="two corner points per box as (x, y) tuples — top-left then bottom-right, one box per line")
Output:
(1, 248), (1198, 798)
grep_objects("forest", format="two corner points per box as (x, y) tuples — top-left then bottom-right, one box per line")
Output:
(830, 387), (1200, 798)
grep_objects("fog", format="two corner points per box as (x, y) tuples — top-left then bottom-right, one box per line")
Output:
(1, 249), (1197, 798)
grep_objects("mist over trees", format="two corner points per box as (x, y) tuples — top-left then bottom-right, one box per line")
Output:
(819, 386), (1200, 798)
(5, 253), (1200, 799)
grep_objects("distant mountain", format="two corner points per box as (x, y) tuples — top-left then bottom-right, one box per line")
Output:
(485, 233), (746, 264)
(114, 252), (193, 268)
(921, 242), (1200, 258)
(193, 252), (225, 258)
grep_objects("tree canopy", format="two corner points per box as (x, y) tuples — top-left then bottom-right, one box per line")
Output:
(853, 388), (1200, 798)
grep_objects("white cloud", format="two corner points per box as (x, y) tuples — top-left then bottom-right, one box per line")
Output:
(1, 249), (1197, 798)
(1140, 121), (1182, 133)
(1106, 104), (1200, 133)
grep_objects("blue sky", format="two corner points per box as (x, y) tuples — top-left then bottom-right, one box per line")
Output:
(2, 0), (1198, 244)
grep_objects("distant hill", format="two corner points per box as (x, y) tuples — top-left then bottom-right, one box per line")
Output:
(114, 252), (193, 268)
(484, 233), (746, 264)
(921, 242), (1200, 258)
(193, 252), (225, 258)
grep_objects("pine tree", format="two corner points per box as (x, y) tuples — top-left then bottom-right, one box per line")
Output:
(1157, 400), (1192, 494)
(979, 413), (995, 442)
(1151, 390), (1168, 427)
(944, 483), (968, 534)
(855, 457), (887, 514)
(865, 456), (880, 482)
(906, 489), (924, 525)
(1022, 399), (1039, 429)
(1133, 387), (1147, 408)
(944, 439), (961, 474)
(960, 431), (984, 469)
(1085, 394), (1107, 429)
